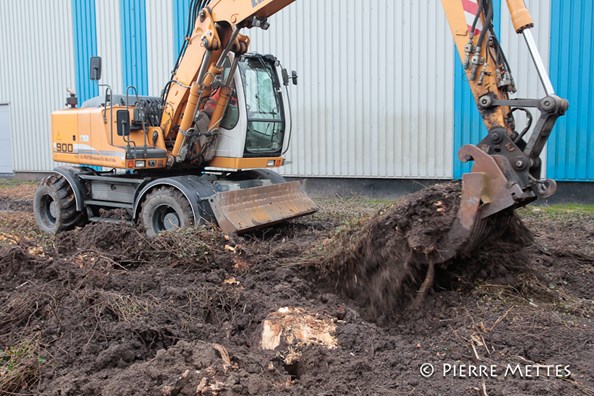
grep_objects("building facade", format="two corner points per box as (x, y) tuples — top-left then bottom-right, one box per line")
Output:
(0, 0), (591, 182)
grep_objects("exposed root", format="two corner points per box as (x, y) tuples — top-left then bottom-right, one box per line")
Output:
(413, 262), (435, 308)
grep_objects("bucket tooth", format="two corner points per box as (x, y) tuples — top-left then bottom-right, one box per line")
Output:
(209, 181), (319, 234)
(436, 144), (524, 262)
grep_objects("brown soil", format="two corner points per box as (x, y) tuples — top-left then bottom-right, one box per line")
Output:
(321, 183), (534, 321)
(0, 182), (35, 212)
(0, 183), (592, 395)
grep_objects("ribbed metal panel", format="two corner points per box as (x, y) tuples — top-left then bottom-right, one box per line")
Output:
(0, 105), (14, 174)
(146, 0), (174, 96)
(0, 0), (76, 172)
(173, 0), (191, 62)
(500, 0), (551, 175)
(249, 0), (455, 178)
(121, 0), (149, 95)
(97, 0), (124, 94)
(548, 0), (593, 181)
(72, 0), (99, 103)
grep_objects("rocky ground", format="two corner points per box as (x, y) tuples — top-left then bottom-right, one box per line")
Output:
(0, 179), (592, 395)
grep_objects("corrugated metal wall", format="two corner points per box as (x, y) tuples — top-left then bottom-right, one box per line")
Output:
(0, 0), (76, 172)
(0, 0), (589, 182)
(547, 0), (594, 181)
(97, 0), (124, 94)
(72, 0), (99, 103)
(249, 0), (455, 178)
(121, 0), (149, 95)
(146, 0), (174, 96)
(0, 105), (14, 174)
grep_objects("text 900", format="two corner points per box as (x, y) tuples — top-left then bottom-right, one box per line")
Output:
(56, 143), (74, 153)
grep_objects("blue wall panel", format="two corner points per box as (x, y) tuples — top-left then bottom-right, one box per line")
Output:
(453, 0), (501, 179)
(173, 0), (191, 61)
(121, 0), (149, 95)
(547, 0), (593, 181)
(72, 0), (98, 103)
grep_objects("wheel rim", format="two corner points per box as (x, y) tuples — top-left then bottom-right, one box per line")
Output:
(40, 194), (57, 226)
(153, 204), (181, 232)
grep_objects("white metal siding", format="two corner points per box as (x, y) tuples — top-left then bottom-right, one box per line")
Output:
(249, 0), (455, 178)
(0, 0), (75, 172)
(500, 0), (551, 173)
(146, 0), (174, 97)
(4, 0), (550, 179)
(0, 105), (14, 174)
(97, 0), (124, 93)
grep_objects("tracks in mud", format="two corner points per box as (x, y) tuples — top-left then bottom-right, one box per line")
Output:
(0, 196), (32, 212)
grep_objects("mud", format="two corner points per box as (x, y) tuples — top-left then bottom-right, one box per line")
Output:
(0, 196), (32, 212)
(0, 183), (35, 212)
(322, 183), (534, 322)
(0, 183), (592, 395)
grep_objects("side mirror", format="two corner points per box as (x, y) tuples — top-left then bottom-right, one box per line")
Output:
(281, 68), (298, 86)
(282, 68), (290, 86)
(116, 110), (130, 136)
(90, 56), (102, 81)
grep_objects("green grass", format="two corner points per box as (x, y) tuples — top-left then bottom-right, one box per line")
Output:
(537, 203), (594, 215)
(0, 179), (37, 187)
(520, 203), (594, 219)
(0, 339), (45, 393)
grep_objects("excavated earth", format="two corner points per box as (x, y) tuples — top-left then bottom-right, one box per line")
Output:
(0, 181), (592, 395)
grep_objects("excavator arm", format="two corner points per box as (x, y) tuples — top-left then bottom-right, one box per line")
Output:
(442, 0), (568, 215)
(426, 0), (568, 265)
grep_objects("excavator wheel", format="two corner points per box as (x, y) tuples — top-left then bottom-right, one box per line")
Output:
(34, 174), (87, 234)
(140, 187), (194, 236)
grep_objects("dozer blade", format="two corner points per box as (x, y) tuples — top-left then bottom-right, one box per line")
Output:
(209, 181), (319, 234)
(437, 144), (524, 261)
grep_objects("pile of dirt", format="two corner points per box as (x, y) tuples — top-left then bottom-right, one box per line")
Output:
(55, 222), (227, 269)
(321, 183), (534, 321)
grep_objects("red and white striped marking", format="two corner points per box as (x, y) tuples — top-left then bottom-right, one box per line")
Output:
(462, 0), (483, 36)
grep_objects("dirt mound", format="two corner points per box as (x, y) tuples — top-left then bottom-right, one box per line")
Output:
(56, 222), (230, 269)
(322, 183), (533, 321)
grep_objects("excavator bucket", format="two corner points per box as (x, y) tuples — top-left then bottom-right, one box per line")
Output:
(209, 181), (319, 234)
(436, 144), (523, 262)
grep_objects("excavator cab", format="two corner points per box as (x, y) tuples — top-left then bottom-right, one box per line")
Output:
(208, 53), (291, 164)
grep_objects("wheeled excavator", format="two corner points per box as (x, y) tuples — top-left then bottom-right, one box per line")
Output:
(35, 0), (567, 263)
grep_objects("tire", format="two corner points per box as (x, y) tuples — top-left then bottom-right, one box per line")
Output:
(34, 174), (86, 234)
(140, 187), (194, 236)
